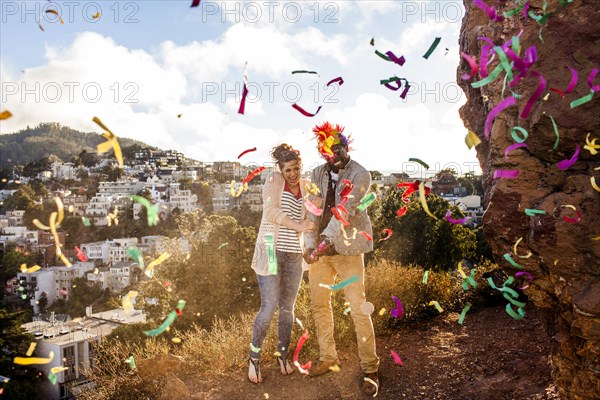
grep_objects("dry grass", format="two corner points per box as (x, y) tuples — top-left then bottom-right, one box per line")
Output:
(78, 260), (497, 399)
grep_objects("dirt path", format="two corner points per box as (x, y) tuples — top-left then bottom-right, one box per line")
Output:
(185, 305), (560, 400)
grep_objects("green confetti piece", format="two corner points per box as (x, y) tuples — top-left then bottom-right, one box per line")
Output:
(408, 157), (430, 170)
(264, 233), (277, 275)
(21, 294), (28, 300)
(458, 303), (472, 325)
(323, 275), (359, 291)
(422, 270), (429, 285)
(494, 46), (514, 92)
(343, 306), (352, 315)
(549, 115), (560, 150)
(249, 343), (261, 353)
(292, 70), (318, 74)
(369, 37), (375, 46)
(503, 292), (527, 308)
(125, 356), (136, 369)
(570, 90), (594, 109)
(380, 76), (401, 85)
(48, 371), (57, 385)
(505, 303), (526, 320)
(131, 195), (160, 226)
(524, 208), (546, 216)
(504, 253), (523, 269)
(487, 277), (519, 300)
(127, 247), (144, 269)
(81, 217), (91, 227)
(357, 192), (376, 211)
(423, 37), (441, 59)
(511, 126), (529, 143)
(374, 49), (391, 61)
(144, 300), (186, 336)
(471, 63), (503, 88)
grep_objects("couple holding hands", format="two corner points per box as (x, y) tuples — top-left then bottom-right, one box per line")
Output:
(248, 121), (380, 397)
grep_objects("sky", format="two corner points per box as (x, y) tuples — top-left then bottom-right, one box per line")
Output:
(0, 0), (481, 176)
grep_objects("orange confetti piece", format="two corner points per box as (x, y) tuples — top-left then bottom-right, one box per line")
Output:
(0, 110), (12, 120)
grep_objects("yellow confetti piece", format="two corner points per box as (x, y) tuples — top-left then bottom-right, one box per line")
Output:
(342, 225), (358, 240)
(32, 219), (50, 230)
(329, 365), (341, 372)
(106, 207), (119, 226)
(273, 351), (282, 357)
(122, 290), (138, 315)
(14, 351), (54, 365)
(20, 264), (41, 273)
(230, 180), (246, 197)
(50, 366), (68, 374)
(428, 301), (443, 313)
(554, 259), (559, 265)
(26, 342), (36, 356)
(93, 268), (99, 274)
(54, 197), (65, 226)
(92, 12), (101, 19)
(93, 117), (123, 167)
(305, 183), (320, 195)
(592, 236), (600, 241)
(457, 261), (467, 279)
(172, 337), (182, 344)
(378, 308), (387, 316)
(465, 130), (481, 149)
(145, 252), (171, 278)
(584, 133), (599, 155)
(264, 394), (269, 400)
(45, 9), (64, 24)
(0, 110), (13, 120)
(591, 177), (600, 192)
(513, 237), (532, 258)
(67, 205), (75, 213)
(418, 182), (437, 219)
(50, 212), (71, 267)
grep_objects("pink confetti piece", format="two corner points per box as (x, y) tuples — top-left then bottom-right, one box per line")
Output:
(238, 83), (248, 115)
(385, 50), (406, 66)
(445, 210), (471, 224)
(587, 67), (600, 92)
(556, 144), (581, 171)
(460, 52), (478, 80)
(292, 103), (322, 117)
(326, 77), (344, 87)
(190, 0), (201, 7)
(358, 231), (372, 241)
(520, 71), (547, 119)
(485, 96), (516, 137)
(515, 271), (534, 290)
(479, 44), (492, 78)
(293, 330), (311, 375)
(390, 295), (404, 318)
(391, 350), (404, 366)
(237, 147), (257, 159)
(400, 83), (411, 99)
(473, 0), (504, 22)
(493, 169), (520, 179)
(304, 198), (323, 216)
(504, 142), (528, 156)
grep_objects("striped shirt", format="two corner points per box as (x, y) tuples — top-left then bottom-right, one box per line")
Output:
(276, 186), (303, 253)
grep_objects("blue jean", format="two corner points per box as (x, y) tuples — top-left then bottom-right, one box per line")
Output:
(250, 251), (303, 359)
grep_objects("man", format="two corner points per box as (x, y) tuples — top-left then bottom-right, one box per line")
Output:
(304, 121), (380, 397)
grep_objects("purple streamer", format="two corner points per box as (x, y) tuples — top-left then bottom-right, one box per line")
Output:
(493, 169), (520, 179)
(445, 210), (471, 225)
(556, 144), (581, 170)
(237, 83), (248, 114)
(485, 96), (516, 137)
(504, 142), (528, 156)
(515, 271), (534, 290)
(587, 68), (600, 92)
(520, 71), (547, 119)
(565, 66), (578, 94)
(473, 0), (504, 22)
(390, 295), (404, 318)
(326, 77), (344, 87)
(479, 45), (491, 78)
(400, 84), (411, 99)
(386, 51), (406, 67)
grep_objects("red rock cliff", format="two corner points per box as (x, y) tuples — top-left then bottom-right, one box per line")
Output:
(457, 1), (600, 399)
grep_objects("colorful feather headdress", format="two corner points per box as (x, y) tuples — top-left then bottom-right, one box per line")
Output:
(312, 121), (352, 158)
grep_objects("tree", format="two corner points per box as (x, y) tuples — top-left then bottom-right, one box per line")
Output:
(0, 250), (38, 300)
(435, 167), (458, 179)
(0, 309), (43, 399)
(368, 187), (476, 271)
(3, 184), (37, 210)
(38, 292), (48, 314)
(192, 181), (214, 213)
(369, 170), (383, 181)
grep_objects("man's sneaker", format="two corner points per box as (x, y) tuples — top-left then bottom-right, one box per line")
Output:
(309, 360), (340, 376)
(362, 372), (379, 397)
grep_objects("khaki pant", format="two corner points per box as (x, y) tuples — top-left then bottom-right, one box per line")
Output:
(308, 254), (380, 373)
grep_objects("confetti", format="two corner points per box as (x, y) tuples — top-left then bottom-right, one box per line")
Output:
(81, 217), (91, 227)
(378, 307), (387, 316)
(515, 271), (534, 290)
(408, 157), (429, 170)
(130, 195), (160, 226)
(423, 37), (441, 59)
(145, 253), (170, 278)
(74, 246), (88, 262)
(128, 247), (144, 268)
(124, 356), (136, 369)
(230, 180), (246, 198)
(237, 147), (257, 159)
(513, 237), (532, 258)
(292, 330), (311, 375)
(26, 343), (36, 356)
(326, 77), (344, 87)
(144, 300), (186, 336)
(422, 270), (429, 285)
(238, 62), (249, 114)
(418, 182), (438, 219)
(242, 166), (266, 185)
(504, 142), (528, 157)
(390, 350), (403, 365)
(305, 183), (320, 195)
(356, 192), (376, 211)
(122, 290), (138, 315)
(556, 144), (581, 171)
(250, 343), (261, 353)
(556, 205), (581, 224)
(304, 198), (323, 216)
(92, 12), (101, 19)
(493, 170), (520, 179)
(584, 133), (600, 155)
(190, 0), (201, 7)
(379, 228), (393, 242)
(473, 0), (504, 22)
(14, 351), (54, 365)
(319, 275), (359, 291)
(292, 103), (322, 117)
(460, 52), (478, 80)
(396, 205), (408, 217)
(504, 253), (523, 269)
(93, 117), (123, 167)
(45, 9), (64, 24)
(358, 231), (372, 241)
(390, 295), (404, 318)
(20, 264), (41, 273)
(485, 96), (516, 137)
(458, 303), (472, 325)
(506, 303), (526, 320)
(445, 210), (471, 225)
(428, 301), (443, 313)
(0, 110), (12, 120)
(524, 208), (546, 216)
(49, 212), (71, 267)
(292, 70), (318, 75)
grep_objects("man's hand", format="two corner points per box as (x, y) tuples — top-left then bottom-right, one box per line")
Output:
(303, 248), (318, 264)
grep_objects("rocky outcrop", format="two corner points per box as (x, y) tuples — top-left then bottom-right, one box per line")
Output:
(457, 1), (600, 399)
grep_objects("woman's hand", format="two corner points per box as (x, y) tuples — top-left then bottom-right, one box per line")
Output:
(310, 195), (324, 209)
(297, 219), (316, 233)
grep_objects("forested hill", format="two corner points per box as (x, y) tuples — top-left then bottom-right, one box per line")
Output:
(0, 122), (157, 165)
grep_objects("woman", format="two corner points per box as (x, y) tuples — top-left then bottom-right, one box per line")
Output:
(248, 143), (316, 383)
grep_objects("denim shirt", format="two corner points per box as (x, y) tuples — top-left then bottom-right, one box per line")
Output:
(305, 158), (374, 256)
